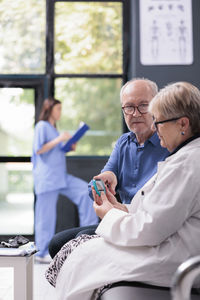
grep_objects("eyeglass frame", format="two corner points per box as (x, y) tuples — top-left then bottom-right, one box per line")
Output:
(153, 117), (184, 130)
(121, 103), (149, 115)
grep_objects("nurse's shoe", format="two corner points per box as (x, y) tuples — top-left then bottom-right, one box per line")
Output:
(35, 254), (52, 264)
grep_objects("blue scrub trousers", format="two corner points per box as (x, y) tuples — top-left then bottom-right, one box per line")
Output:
(35, 174), (98, 257)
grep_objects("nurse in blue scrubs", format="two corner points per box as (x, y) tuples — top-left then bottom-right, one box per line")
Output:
(32, 98), (98, 262)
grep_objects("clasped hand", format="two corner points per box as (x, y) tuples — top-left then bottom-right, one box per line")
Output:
(92, 186), (128, 220)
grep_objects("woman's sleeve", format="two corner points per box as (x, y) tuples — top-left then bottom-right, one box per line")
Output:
(96, 157), (200, 247)
(33, 122), (47, 154)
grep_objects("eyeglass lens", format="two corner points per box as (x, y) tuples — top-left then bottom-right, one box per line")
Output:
(122, 104), (148, 114)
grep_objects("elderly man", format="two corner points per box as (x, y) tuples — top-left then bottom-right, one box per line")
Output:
(48, 78), (169, 259)
(89, 77), (169, 203)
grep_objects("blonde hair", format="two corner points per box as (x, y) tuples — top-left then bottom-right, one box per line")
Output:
(149, 81), (200, 134)
(120, 78), (158, 102)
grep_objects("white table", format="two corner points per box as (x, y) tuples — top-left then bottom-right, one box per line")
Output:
(0, 254), (34, 300)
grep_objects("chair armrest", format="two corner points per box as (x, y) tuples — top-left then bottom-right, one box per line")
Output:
(171, 255), (200, 300)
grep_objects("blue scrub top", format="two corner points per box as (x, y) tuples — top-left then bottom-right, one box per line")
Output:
(32, 121), (67, 195)
(88, 132), (169, 204)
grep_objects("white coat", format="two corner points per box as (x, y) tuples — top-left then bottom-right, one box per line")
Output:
(55, 137), (200, 300)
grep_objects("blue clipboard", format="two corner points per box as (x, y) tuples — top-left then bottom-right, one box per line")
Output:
(61, 122), (90, 152)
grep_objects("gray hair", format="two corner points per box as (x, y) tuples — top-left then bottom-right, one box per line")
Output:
(149, 81), (200, 134)
(120, 77), (158, 102)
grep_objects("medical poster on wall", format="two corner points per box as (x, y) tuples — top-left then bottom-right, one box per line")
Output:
(139, 0), (193, 65)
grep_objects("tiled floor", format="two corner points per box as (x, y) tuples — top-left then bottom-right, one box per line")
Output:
(0, 259), (57, 300)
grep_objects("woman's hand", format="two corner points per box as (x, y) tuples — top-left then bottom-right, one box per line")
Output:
(69, 143), (77, 151)
(106, 188), (128, 213)
(60, 133), (77, 152)
(105, 188), (119, 205)
(92, 186), (128, 219)
(58, 131), (71, 142)
(92, 187), (113, 219)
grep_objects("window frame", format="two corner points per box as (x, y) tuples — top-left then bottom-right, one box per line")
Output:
(0, 0), (130, 238)
(46, 0), (130, 96)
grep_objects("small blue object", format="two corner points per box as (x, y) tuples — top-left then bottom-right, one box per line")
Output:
(92, 179), (106, 196)
(61, 122), (90, 152)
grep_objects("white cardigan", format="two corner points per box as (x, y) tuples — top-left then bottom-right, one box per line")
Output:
(55, 138), (200, 300)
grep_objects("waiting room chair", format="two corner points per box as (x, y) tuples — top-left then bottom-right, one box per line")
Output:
(99, 256), (200, 300)
(55, 194), (79, 233)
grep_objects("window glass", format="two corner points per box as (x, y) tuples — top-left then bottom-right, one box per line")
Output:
(0, 88), (35, 156)
(55, 2), (122, 74)
(0, 0), (46, 74)
(55, 78), (122, 155)
(0, 163), (34, 235)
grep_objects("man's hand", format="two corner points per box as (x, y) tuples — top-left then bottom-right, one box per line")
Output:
(93, 171), (117, 195)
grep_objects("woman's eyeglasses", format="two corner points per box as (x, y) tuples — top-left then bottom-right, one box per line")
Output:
(153, 117), (182, 130)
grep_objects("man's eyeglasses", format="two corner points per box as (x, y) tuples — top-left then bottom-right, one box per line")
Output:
(153, 117), (182, 130)
(122, 104), (149, 115)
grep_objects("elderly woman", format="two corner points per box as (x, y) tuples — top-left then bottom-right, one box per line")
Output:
(46, 81), (200, 300)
